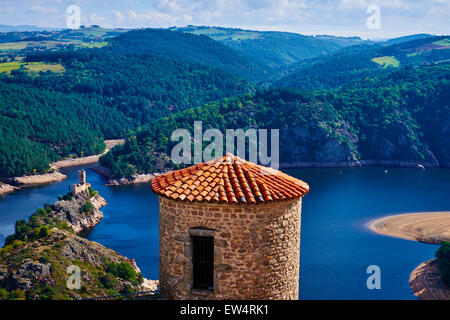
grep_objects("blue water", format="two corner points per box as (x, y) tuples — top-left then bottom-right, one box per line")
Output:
(0, 165), (449, 299)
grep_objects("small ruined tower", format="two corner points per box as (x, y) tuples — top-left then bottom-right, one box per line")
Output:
(78, 169), (86, 185)
(72, 169), (91, 196)
(152, 154), (309, 300)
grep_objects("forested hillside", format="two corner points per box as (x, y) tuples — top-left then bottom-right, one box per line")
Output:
(110, 29), (268, 81)
(0, 81), (129, 176)
(0, 31), (255, 177)
(172, 26), (370, 72)
(101, 62), (450, 178)
(0, 27), (449, 179)
(276, 36), (450, 90)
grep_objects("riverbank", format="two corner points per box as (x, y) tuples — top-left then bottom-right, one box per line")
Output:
(410, 259), (450, 300)
(96, 158), (441, 187)
(279, 158), (445, 169)
(91, 165), (164, 186)
(0, 139), (124, 195)
(368, 212), (450, 300)
(0, 183), (18, 196)
(368, 212), (450, 244)
(51, 139), (124, 170)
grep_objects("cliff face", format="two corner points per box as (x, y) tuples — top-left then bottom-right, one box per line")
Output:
(52, 193), (106, 234)
(0, 191), (157, 300)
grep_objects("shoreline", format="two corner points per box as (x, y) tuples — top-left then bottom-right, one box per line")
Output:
(279, 159), (443, 169)
(0, 139), (124, 196)
(94, 158), (447, 187)
(368, 212), (450, 244)
(2, 151), (448, 192)
(91, 165), (164, 186)
(368, 212), (450, 300)
(410, 259), (450, 300)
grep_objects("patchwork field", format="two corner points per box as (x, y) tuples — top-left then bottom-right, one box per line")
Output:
(371, 56), (400, 68)
(0, 61), (65, 74)
(81, 41), (109, 48)
(183, 27), (262, 41)
(0, 40), (67, 51)
(432, 38), (450, 46)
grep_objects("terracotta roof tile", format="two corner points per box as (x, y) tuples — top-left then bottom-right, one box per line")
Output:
(151, 153), (309, 204)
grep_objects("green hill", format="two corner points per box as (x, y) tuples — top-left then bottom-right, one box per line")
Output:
(276, 36), (450, 90)
(172, 26), (370, 74)
(101, 62), (450, 178)
(110, 28), (268, 81)
(0, 40), (254, 177)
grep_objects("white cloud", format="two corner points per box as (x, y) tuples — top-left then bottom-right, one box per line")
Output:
(127, 9), (188, 27)
(90, 13), (107, 23)
(30, 5), (59, 14)
(113, 10), (126, 23)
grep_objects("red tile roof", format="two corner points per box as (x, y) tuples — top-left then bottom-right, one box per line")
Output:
(151, 154), (309, 204)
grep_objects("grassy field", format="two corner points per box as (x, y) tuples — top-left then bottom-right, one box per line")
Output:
(81, 41), (109, 48)
(0, 40), (68, 51)
(186, 27), (261, 41)
(372, 56), (400, 68)
(0, 61), (22, 73)
(0, 61), (65, 74)
(433, 38), (450, 47)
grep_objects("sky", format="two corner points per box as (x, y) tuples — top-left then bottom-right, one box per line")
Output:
(0, 0), (449, 39)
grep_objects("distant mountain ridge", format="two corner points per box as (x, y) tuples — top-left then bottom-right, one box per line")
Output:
(275, 35), (450, 90)
(0, 25), (61, 32)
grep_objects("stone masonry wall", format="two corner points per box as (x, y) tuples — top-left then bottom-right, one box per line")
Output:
(159, 197), (302, 300)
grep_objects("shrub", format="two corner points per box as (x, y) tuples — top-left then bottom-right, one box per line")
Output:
(38, 226), (50, 238)
(39, 254), (51, 264)
(105, 260), (138, 282)
(0, 288), (9, 300)
(120, 284), (134, 295)
(436, 241), (450, 287)
(8, 289), (26, 300)
(100, 273), (118, 289)
(88, 186), (98, 198)
(79, 201), (93, 214)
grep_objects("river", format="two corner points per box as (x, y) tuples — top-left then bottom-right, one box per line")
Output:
(0, 165), (449, 299)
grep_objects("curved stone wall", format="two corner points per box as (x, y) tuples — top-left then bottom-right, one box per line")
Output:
(159, 196), (302, 300)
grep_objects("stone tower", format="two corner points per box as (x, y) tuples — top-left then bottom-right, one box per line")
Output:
(152, 154), (309, 300)
(72, 169), (90, 196)
(78, 169), (86, 185)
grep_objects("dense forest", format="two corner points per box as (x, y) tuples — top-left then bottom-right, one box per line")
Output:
(100, 62), (450, 178)
(0, 29), (257, 177)
(172, 26), (371, 71)
(0, 27), (449, 178)
(0, 81), (131, 176)
(109, 29), (268, 81)
(276, 36), (450, 90)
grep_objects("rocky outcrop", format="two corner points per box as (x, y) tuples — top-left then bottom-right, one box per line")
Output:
(410, 259), (450, 300)
(0, 183), (18, 196)
(3, 261), (52, 291)
(4, 171), (67, 186)
(105, 173), (164, 186)
(279, 120), (359, 165)
(92, 165), (164, 186)
(52, 193), (106, 234)
(0, 228), (157, 299)
(0, 189), (158, 300)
